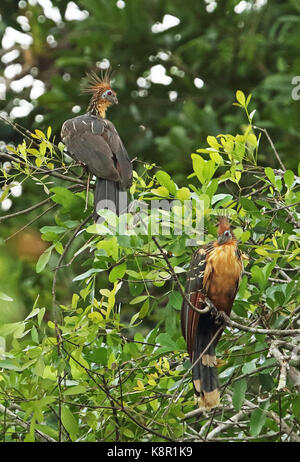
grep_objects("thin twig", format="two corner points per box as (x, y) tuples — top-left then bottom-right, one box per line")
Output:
(253, 125), (286, 171)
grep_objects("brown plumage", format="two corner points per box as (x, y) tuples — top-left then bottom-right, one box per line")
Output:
(181, 217), (243, 409)
(61, 69), (132, 222)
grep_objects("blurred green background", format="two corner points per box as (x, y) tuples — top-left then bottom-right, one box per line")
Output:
(0, 0), (299, 323)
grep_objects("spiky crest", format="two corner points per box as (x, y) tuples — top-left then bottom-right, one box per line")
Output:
(81, 68), (114, 96)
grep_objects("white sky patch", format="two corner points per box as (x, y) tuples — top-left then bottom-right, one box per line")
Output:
(1, 49), (20, 65)
(2, 26), (33, 49)
(253, 0), (268, 10)
(37, 0), (62, 23)
(234, 1), (251, 14)
(205, 1), (217, 13)
(194, 77), (204, 89)
(30, 79), (46, 99)
(152, 14), (180, 34)
(149, 65), (172, 85)
(65, 2), (89, 21)
(157, 51), (170, 61)
(17, 15), (31, 32)
(10, 100), (34, 119)
(137, 77), (150, 89)
(116, 0), (125, 8)
(2, 162), (11, 173)
(10, 182), (22, 198)
(168, 91), (178, 102)
(72, 105), (81, 113)
(0, 80), (6, 100)
(1, 198), (12, 212)
(96, 58), (110, 70)
(10, 74), (34, 92)
(4, 64), (22, 79)
(35, 114), (44, 123)
(234, 0), (267, 14)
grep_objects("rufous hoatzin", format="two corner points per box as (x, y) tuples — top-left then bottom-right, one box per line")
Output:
(61, 70), (133, 222)
(181, 217), (243, 409)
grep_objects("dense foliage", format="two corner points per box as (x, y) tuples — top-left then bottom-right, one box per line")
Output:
(0, 91), (299, 442)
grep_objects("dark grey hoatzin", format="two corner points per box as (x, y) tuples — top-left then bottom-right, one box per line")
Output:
(61, 70), (133, 222)
(181, 217), (244, 409)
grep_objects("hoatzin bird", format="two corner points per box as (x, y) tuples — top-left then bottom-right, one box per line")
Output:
(181, 217), (243, 409)
(61, 70), (133, 222)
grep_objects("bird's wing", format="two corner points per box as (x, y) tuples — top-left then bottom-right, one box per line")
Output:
(103, 120), (133, 189)
(181, 245), (214, 359)
(61, 114), (120, 181)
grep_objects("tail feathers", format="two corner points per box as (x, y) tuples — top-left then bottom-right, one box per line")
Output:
(93, 178), (128, 223)
(191, 318), (220, 409)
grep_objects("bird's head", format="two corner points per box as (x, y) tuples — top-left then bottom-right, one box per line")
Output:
(217, 216), (236, 245)
(82, 69), (118, 117)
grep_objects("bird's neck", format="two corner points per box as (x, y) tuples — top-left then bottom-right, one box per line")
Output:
(88, 98), (111, 118)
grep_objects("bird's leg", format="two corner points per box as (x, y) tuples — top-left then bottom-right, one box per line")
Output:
(84, 173), (90, 212)
(78, 162), (88, 179)
(205, 297), (227, 326)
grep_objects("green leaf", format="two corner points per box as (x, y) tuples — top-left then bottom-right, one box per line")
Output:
(292, 396), (300, 417)
(155, 170), (177, 195)
(265, 167), (275, 185)
(31, 326), (39, 344)
(0, 322), (25, 338)
(72, 268), (104, 282)
(232, 379), (247, 411)
(40, 225), (66, 234)
(207, 136), (220, 150)
(88, 347), (107, 365)
(156, 333), (178, 351)
(250, 408), (266, 437)
(38, 307), (46, 327)
(0, 359), (22, 371)
(61, 405), (79, 440)
(50, 187), (84, 213)
(36, 246), (53, 273)
(251, 265), (266, 290)
(236, 90), (246, 106)
(121, 427), (135, 439)
(130, 295), (148, 305)
(109, 262), (127, 283)
(25, 307), (40, 321)
(139, 298), (150, 318)
(169, 291), (183, 310)
(191, 154), (206, 184)
(63, 385), (87, 396)
(284, 170), (294, 189)
(239, 197), (259, 214)
(0, 291), (13, 302)
(97, 237), (119, 261)
(176, 187), (190, 201)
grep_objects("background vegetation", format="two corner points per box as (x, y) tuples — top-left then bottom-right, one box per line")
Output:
(0, 0), (299, 443)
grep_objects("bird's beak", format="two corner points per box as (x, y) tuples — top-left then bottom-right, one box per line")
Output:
(217, 235), (226, 245)
(113, 95), (118, 105)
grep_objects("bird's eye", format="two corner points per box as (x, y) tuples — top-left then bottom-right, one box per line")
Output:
(107, 90), (112, 96)
(224, 230), (231, 237)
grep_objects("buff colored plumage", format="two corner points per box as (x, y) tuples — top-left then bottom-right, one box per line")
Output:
(181, 217), (243, 409)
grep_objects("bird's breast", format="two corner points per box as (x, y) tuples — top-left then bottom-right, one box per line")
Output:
(205, 243), (242, 314)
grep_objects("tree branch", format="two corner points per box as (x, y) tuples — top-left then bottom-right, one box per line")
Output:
(0, 403), (56, 442)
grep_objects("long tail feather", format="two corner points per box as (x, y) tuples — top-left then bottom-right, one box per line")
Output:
(192, 313), (221, 409)
(93, 178), (128, 223)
